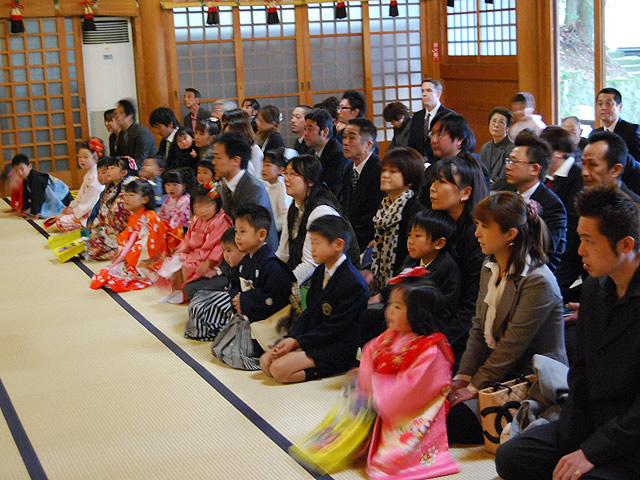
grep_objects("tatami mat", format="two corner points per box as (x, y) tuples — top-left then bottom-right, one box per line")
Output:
(0, 210), (499, 479)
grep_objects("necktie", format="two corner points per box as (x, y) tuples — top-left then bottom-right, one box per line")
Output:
(351, 167), (359, 192)
(544, 177), (555, 190)
(322, 269), (331, 289)
(424, 112), (431, 140)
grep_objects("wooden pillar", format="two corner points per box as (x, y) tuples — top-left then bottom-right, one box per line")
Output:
(517, 0), (556, 124)
(134, 1), (172, 127)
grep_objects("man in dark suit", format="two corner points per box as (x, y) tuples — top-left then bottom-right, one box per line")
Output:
(335, 90), (366, 145)
(506, 134), (567, 271)
(183, 88), (211, 130)
(540, 126), (585, 300)
(496, 185), (640, 480)
(407, 78), (454, 164)
(114, 99), (158, 168)
(304, 108), (349, 198)
(149, 107), (180, 162)
(339, 118), (383, 252)
(213, 132), (278, 251)
(591, 88), (640, 194)
(290, 105), (312, 155)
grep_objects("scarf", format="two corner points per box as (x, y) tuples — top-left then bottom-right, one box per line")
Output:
(370, 189), (414, 293)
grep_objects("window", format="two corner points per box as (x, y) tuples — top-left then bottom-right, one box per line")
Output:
(447, 0), (516, 57)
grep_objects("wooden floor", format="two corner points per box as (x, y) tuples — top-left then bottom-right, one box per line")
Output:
(0, 209), (499, 480)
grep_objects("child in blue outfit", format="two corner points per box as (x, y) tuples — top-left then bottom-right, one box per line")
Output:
(231, 204), (294, 333)
(12, 153), (73, 219)
(261, 215), (369, 383)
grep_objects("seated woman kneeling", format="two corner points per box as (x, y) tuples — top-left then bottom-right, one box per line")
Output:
(446, 191), (568, 444)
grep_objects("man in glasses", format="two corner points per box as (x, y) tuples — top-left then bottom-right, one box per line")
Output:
(506, 134), (567, 271)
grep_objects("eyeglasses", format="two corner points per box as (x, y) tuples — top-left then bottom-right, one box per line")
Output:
(431, 131), (448, 139)
(490, 119), (507, 126)
(338, 106), (354, 111)
(284, 170), (302, 178)
(505, 158), (537, 166)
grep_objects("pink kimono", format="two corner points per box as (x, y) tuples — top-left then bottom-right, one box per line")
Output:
(176, 210), (233, 286)
(158, 194), (191, 253)
(359, 330), (459, 480)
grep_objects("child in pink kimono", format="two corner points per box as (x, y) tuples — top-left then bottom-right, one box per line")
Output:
(358, 270), (459, 479)
(50, 138), (105, 231)
(158, 168), (193, 253)
(158, 182), (232, 303)
(91, 179), (167, 292)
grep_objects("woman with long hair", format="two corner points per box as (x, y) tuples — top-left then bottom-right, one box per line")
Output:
(446, 191), (568, 444)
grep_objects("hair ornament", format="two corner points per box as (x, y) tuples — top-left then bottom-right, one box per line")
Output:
(88, 137), (103, 157)
(126, 156), (137, 171)
(388, 266), (429, 284)
(525, 199), (542, 223)
(204, 180), (221, 199)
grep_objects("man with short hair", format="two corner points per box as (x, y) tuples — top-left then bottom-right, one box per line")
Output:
(407, 78), (454, 163)
(335, 90), (366, 144)
(114, 99), (157, 167)
(213, 132), (278, 251)
(591, 88), (640, 194)
(581, 131), (640, 202)
(505, 135), (567, 271)
(304, 108), (349, 198)
(496, 184), (640, 480)
(149, 107), (180, 161)
(339, 118), (383, 252)
(183, 88), (211, 131)
(562, 116), (587, 157)
(291, 105), (312, 155)
(592, 88), (640, 161)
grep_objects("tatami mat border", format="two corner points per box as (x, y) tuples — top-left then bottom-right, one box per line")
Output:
(0, 377), (48, 480)
(14, 206), (334, 480)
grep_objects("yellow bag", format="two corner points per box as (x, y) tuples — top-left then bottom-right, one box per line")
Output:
(290, 377), (376, 474)
(48, 230), (87, 263)
(478, 375), (536, 453)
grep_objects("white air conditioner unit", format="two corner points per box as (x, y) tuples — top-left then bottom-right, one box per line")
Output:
(81, 17), (138, 142)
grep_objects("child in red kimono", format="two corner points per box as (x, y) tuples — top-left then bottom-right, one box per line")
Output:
(358, 270), (459, 479)
(90, 179), (167, 292)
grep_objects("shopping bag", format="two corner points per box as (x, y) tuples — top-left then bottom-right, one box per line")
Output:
(290, 376), (377, 474)
(478, 374), (535, 453)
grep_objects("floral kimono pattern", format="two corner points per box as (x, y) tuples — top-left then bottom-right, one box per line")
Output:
(158, 194), (191, 254)
(55, 165), (104, 232)
(90, 209), (167, 292)
(86, 184), (130, 261)
(359, 330), (459, 480)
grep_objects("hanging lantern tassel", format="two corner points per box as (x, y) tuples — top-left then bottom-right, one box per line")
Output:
(266, 1), (279, 24)
(335, 1), (347, 19)
(8, 2), (24, 34)
(81, 2), (96, 32)
(389, 0), (399, 16)
(206, 2), (219, 25)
